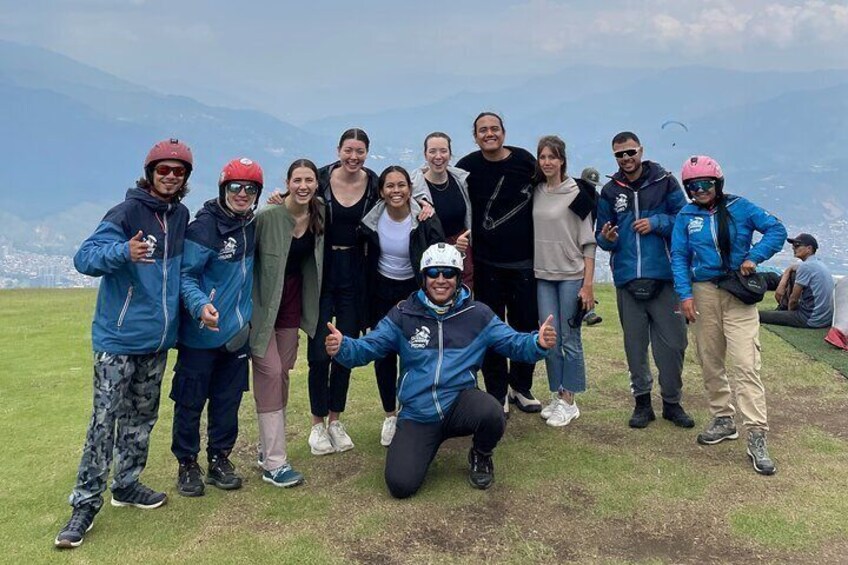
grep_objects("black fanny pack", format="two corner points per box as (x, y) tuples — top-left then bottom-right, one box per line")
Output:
(714, 271), (767, 305)
(625, 278), (663, 301)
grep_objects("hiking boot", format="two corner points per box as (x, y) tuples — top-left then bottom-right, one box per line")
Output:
(380, 416), (397, 447)
(54, 506), (96, 548)
(308, 422), (335, 455)
(747, 430), (776, 476)
(468, 448), (494, 490)
(583, 312), (603, 326)
(547, 399), (580, 428)
(262, 463), (305, 488)
(176, 458), (205, 497)
(540, 392), (559, 420)
(662, 401), (695, 428)
(509, 387), (542, 413)
(207, 453), (243, 490)
(111, 482), (167, 509)
(628, 394), (656, 428)
(697, 416), (739, 445)
(327, 420), (354, 452)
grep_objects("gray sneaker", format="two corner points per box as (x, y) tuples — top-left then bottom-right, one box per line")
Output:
(696, 416), (739, 445)
(747, 430), (776, 475)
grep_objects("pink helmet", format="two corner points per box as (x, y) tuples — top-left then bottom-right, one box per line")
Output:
(144, 138), (193, 180)
(681, 155), (724, 196)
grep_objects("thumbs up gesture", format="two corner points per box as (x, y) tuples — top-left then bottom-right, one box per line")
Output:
(455, 229), (471, 254)
(325, 321), (343, 357)
(538, 314), (556, 349)
(128, 231), (154, 263)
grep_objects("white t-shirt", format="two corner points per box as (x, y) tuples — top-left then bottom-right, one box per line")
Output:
(377, 213), (414, 280)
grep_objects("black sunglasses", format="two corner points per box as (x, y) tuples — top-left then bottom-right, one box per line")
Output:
(614, 148), (640, 159)
(423, 267), (460, 280)
(225, 182), (260, 196)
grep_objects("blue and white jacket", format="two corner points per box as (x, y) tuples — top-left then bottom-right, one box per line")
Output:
(670, 194), (787, 301)
(333, 287), (548, 423)
(178, 199), (256, 349)
(595, 161), (687, 286)
(74, 188), (189, 354)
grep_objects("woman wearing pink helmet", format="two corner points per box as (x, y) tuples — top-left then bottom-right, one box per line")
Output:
(670, 155), (786, 475)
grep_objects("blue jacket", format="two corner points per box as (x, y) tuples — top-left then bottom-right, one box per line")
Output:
(74, 188), (189, 354)
(178, 199), (256, 349)
(595, 161), (687, 286)
(333, 287), (548, 423)
(670, 194), (787, 301)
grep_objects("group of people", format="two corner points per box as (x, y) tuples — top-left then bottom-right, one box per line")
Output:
(56, 112), (809, 549)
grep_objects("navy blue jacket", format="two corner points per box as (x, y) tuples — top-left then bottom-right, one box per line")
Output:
(671, 195), (787, 301)
(333, 288), (548, 423)
(595, 161), (687, 286)
(178, 199), (256, 349)
(74, 188), (189, 354)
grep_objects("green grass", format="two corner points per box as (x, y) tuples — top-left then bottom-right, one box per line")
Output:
(2, 286), (848, 563)
(759, 314), (848, 377)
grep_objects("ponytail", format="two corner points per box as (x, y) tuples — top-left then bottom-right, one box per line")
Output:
(714, 195), (734, 268)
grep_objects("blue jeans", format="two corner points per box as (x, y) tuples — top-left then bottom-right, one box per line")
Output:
(537, 279), (586, 394)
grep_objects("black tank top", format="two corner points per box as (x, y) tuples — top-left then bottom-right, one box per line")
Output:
(285, 231), (315, 276)
(329, 194), (366, 247)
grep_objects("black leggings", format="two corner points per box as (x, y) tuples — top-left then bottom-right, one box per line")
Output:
(384, 388), (505, 499)
(372, 274), (418, 413)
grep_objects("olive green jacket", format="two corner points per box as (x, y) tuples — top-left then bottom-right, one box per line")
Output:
(249, 201), (324, 357)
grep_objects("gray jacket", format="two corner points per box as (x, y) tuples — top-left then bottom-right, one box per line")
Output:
(410, 165), (472, 237)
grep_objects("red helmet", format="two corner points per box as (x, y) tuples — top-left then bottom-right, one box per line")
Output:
(681, 155), (724, 197)
(144, 138), (193, 180)
(219, 157), (264, 188)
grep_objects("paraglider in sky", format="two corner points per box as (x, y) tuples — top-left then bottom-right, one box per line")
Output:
(661, 120), (688, 146)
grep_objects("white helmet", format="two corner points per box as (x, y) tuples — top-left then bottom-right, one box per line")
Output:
(420, 243), (463, 273)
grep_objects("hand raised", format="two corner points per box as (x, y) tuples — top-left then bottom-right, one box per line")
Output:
(325, 321), (343, 357)
(538, 314), (556, 349)
(128, 231), (154, 263)
(600, 222), (619, 243)
(455, 229), (471, 254)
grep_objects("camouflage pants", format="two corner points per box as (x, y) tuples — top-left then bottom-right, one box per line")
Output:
(68, 351), (168, 511)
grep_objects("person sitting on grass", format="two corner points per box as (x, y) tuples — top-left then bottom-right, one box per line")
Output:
(759, 233), (834, 329)
(325, 243), (555, 498)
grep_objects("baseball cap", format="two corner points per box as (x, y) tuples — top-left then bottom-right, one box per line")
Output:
(787, 233), (818, 252)
(580, 167), (602, 187)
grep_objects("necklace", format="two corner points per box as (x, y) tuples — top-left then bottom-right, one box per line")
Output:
(428, 178), (450, 192)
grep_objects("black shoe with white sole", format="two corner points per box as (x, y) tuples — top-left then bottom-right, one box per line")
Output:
(508, 388), (542, 413)
(54, 507), (96, 549)
(111, 482), (167, 509)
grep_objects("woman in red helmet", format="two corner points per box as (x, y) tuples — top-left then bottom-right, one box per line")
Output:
(671, 155), (786, 476)
(171, 157), (263, 497)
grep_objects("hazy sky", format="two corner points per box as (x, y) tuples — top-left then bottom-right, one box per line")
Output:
(2, 0), (847, 121)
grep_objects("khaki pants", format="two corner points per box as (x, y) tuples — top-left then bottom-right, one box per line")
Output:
(692, 282), (768, 431)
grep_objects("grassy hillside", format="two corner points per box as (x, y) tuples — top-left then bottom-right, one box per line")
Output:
(1, 286), (846, 564)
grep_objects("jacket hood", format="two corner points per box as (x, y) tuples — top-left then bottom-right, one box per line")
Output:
(610, 160), (670, 189)
(405, 285), (472, 319)
(361, 198), (423, 231)
(410, 164), (470, 188)
(125, 187), (175, 213)
(196, 198), (254, 236)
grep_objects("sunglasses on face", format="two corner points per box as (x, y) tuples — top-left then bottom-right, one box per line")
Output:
(154, 164), (187, 177)
(224, 182), (260, 196)
(686, 179), (716, 193)
(423, 267), (460, 280)
(613, 148), (640, 159)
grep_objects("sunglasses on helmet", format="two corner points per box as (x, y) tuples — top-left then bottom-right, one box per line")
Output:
(154, 164), (187, 177)
(423, 267), (460, 280)
(224, 181), (260, 196)
(686, 179), (716, 193)
(613, 148), (640, 159)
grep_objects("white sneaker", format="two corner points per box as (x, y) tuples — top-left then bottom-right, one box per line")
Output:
(308, 423), (335, 456)
(546, 399), (580, 427)
(327, 420), (354, 452)
(540, 393), (560, 420)
(380, 416), (397, 447)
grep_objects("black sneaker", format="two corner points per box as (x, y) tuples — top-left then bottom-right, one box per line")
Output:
(628, 394), (656, 428)
(207, 453), (243, 490)
(54, 507), (96, 549)
(508, 388), (542, 413)
(111, 482), (167, 509)
(662, 401), (695, 428)
(177, 459), (205, 497)
(584, 312), (603, 326)
(468, 448), (494, 490)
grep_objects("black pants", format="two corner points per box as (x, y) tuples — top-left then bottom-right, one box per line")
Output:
(759, 271), (809, 328)
(307, 248), (361, 416)
(473, 261), (538, 403)
(170, 344), (249, 462)
(373, 274), (418, 413)
(384, 388), (505, 499)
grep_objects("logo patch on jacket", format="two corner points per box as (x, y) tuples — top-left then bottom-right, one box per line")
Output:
(218, 237), (238, 260)
(688, 217), (705, 235)
(614, 193), (629, 213)
(409, 326), (432, 349)
(143, 234), (157, 259)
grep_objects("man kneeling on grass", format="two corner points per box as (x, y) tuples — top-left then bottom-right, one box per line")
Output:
(325, 243), (555, 498)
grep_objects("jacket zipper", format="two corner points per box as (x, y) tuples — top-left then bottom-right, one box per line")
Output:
(117, 285), (133, 327)
(157, 207), (170, 352)
(633, 189), (642, 278)
(397, 371), (410, 414)
(432, 320), (446, 420)
(235, 224), (246, 329)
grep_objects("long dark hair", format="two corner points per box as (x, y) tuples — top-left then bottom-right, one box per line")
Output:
(714, 193), (734, 267)
(286, 158), (324, 236)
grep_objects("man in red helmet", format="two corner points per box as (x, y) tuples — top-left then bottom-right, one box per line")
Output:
(170, 158), (262, 498)
(56, 139), (192, 549)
